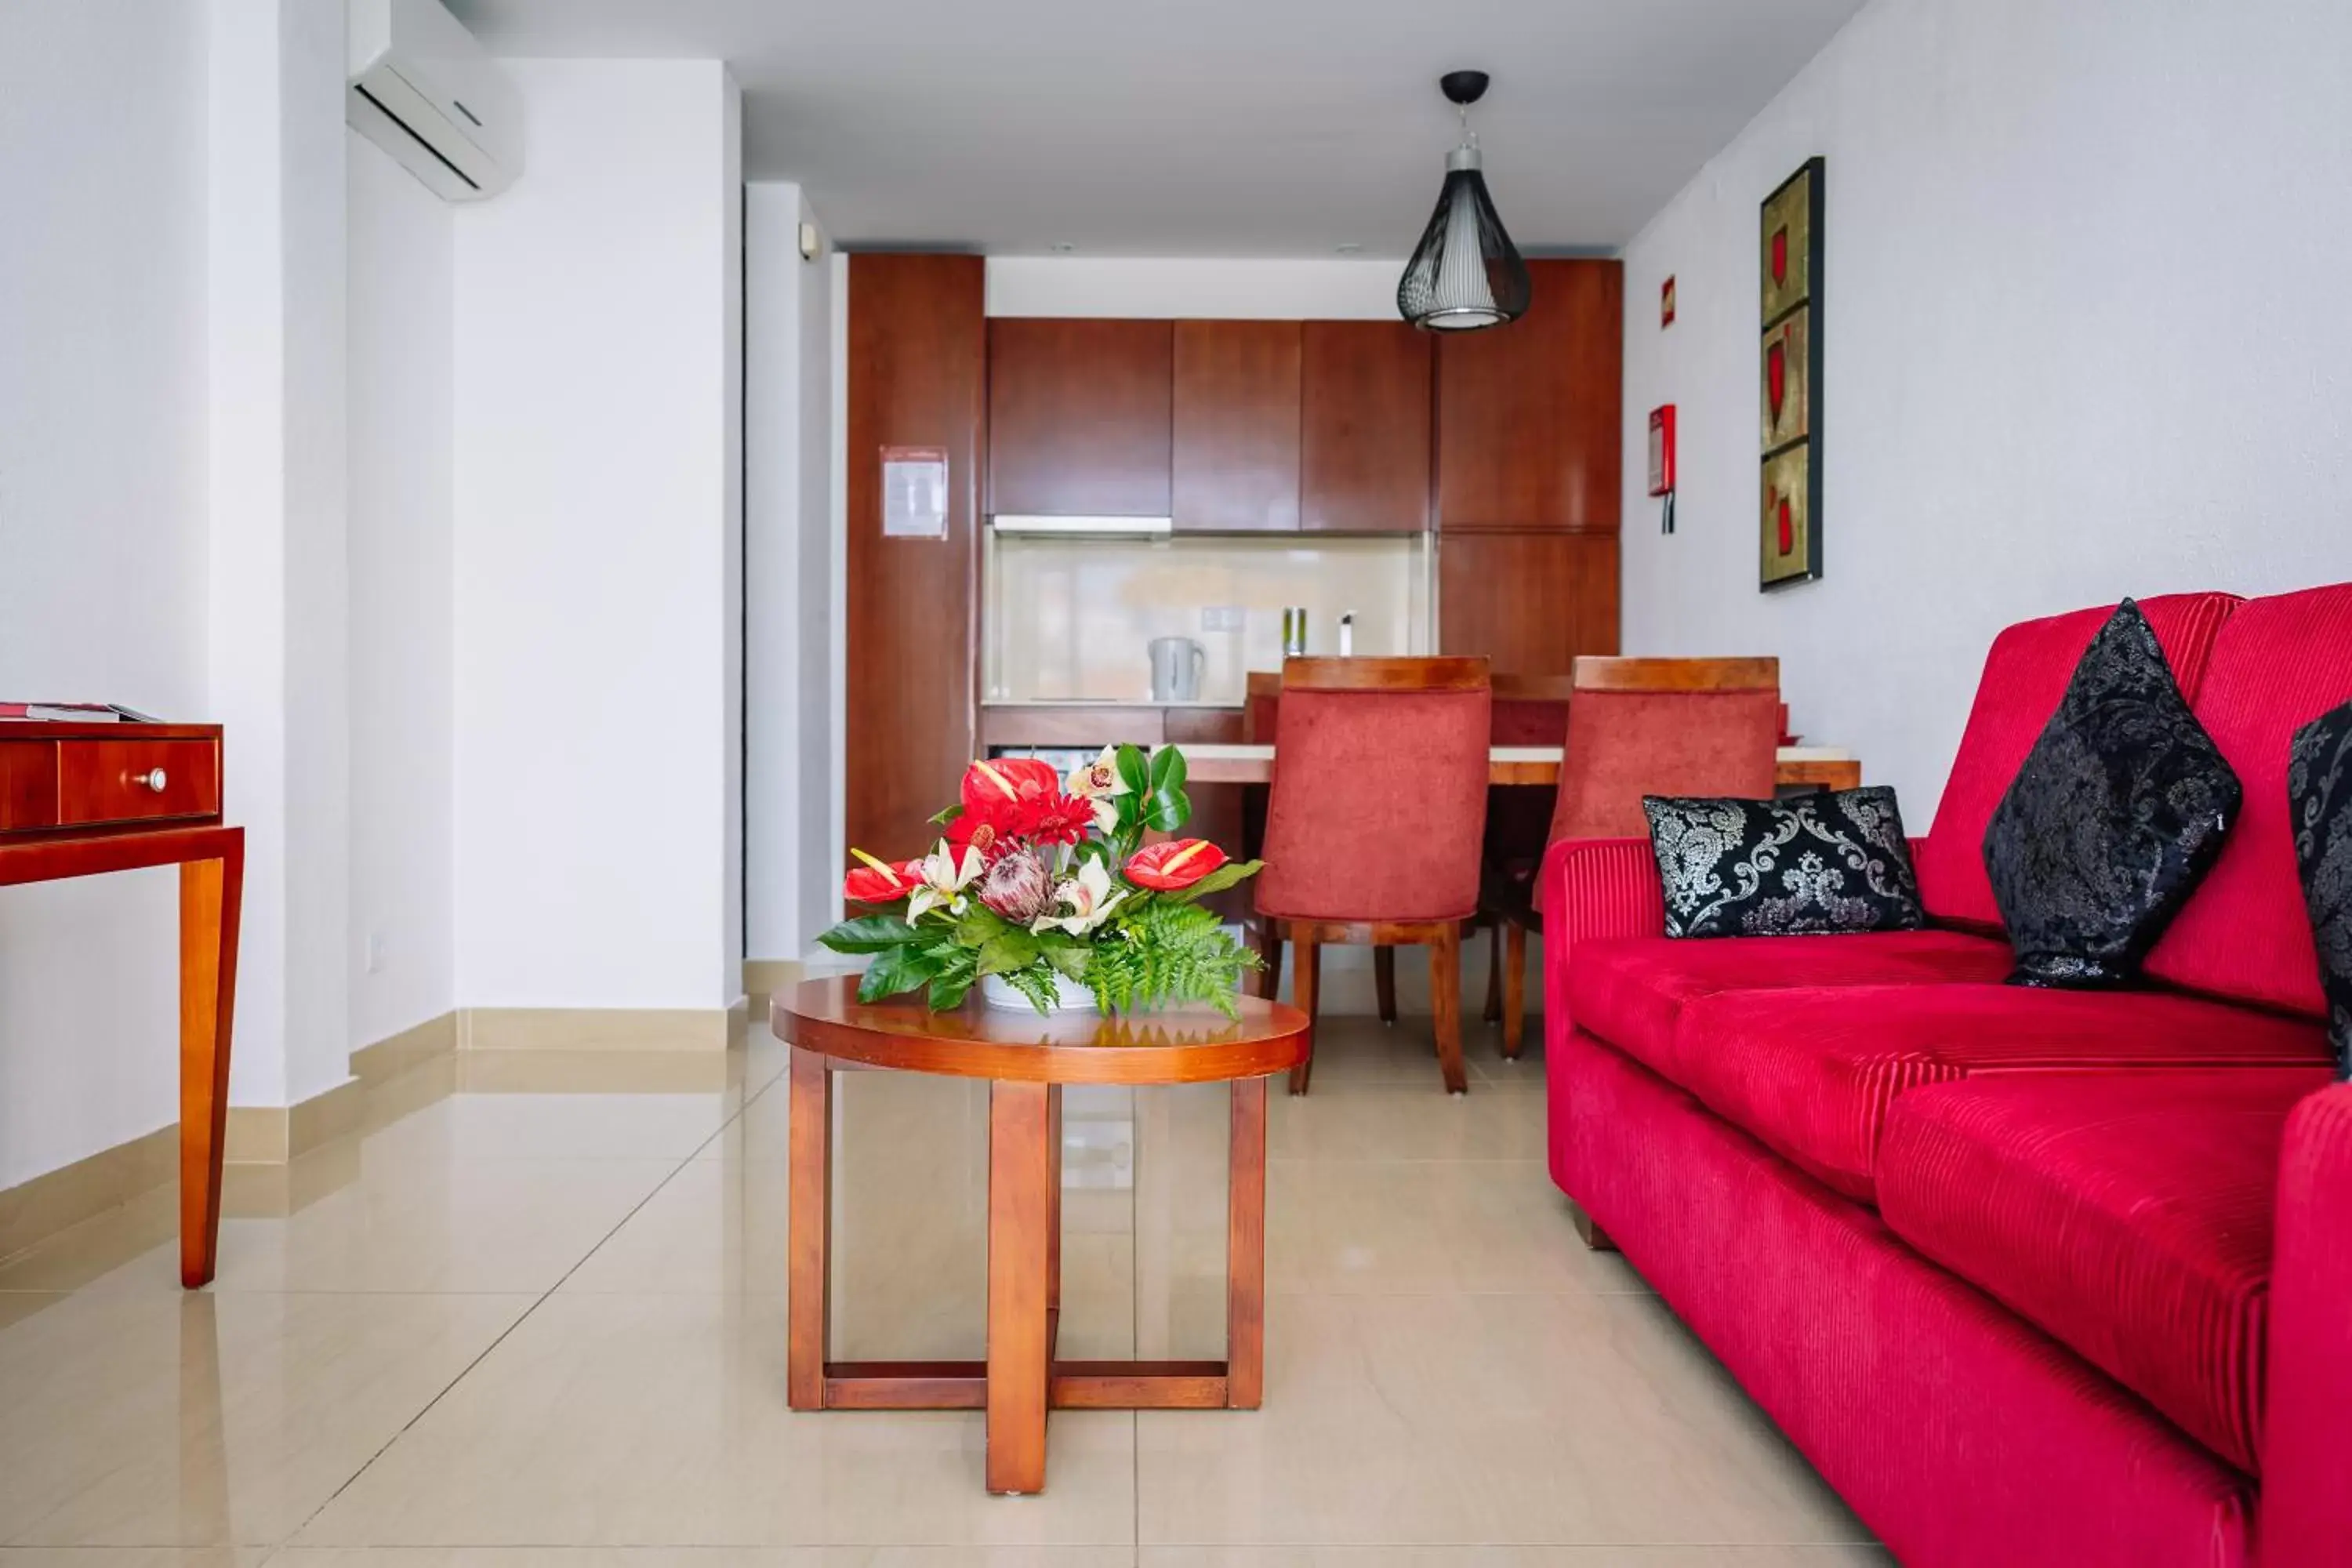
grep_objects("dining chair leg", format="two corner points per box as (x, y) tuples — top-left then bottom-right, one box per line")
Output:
(1373, 946), (1397, 1026)
(1287, 936), (1321, 1096)
(1501, 920), (1527, 1060)
(1430, 925), (1468, 1094)
(1482, 923), (1502, 1024)
(1254, 920), (1284, 1001)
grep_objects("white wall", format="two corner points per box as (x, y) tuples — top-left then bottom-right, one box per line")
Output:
(206, 0), (352, 1109)
(0, 0), (211, 1188)
(1621, 0), (2352, 820)
(744, 183), (834, 963)
(347, 129), (456, 1051)
(452, 60), (744, 1009)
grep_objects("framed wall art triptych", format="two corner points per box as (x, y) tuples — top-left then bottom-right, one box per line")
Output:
(1759, 156), (1824, 589)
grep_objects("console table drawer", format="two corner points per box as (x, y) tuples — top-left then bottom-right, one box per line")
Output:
(57, 739), (220, 826)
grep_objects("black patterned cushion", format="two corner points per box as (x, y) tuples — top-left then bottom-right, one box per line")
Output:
(1643, 786), (1926, 938)
(1983, 599), (2241, 989)
(2289, 699), (2352, 1080)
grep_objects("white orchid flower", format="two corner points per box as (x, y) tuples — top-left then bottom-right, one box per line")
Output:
(906, 839), (983, 921)
(1030, 856), (1127, 936)
(1065, 745), (1131, 832)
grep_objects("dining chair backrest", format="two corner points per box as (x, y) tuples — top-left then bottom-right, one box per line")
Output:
(1243, 670), (1283, 743)
(1490, 673), (1577, 745)
(1254, 657), (1493, 923)
(1550, 656), (1781, 843)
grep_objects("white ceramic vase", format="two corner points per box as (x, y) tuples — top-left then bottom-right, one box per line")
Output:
(979, 971), (1098, 1013)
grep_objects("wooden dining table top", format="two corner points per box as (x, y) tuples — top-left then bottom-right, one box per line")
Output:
(1171, 742), (1860, 791)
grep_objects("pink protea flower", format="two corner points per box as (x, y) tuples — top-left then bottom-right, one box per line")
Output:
(978, 846), (1052, 924)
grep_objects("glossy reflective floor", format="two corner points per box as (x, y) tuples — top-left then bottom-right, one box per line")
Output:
(0, 1010), (1888, 1566)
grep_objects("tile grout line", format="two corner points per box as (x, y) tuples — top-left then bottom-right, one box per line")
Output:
(270, 1070), (786, 1554)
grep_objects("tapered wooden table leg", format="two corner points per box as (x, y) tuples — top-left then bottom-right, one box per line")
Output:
(786, 1047), (832, 1410)
(987, 1080), (1054, 1494)
(1226, 1074), (1269, 1408)
(178, 844), (242, 1289)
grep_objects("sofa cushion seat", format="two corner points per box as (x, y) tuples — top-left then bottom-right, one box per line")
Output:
(1877, 1070), (2333, 1475)
(1664, 984), (2332, 1203)
(1566, 930), (2015, 1078)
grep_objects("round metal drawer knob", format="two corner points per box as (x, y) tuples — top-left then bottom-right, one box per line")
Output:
(130, 768), (168, 793)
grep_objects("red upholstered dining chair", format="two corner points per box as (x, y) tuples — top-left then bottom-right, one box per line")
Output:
(1483, 656), (1781, 1058)
(1253, 656), (1492, 1095)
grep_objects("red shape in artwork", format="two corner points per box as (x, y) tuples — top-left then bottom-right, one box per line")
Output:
(1777, 496), (1795, 556)
(1771, 227), (1788, 285)
(1766, 339), (1787, 423)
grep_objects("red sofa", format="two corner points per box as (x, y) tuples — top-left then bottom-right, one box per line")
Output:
(1540, 584), (2352, 1568)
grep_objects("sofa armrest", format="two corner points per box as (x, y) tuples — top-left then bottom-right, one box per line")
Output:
(1538, 837), (1664, 1058)
(2261, 1081), (2352, 1564)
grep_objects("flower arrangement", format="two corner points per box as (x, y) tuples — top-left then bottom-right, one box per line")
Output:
(819, 745), (1264, 1016)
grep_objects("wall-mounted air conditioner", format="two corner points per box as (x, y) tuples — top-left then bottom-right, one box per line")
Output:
(346, 0), (522, 201)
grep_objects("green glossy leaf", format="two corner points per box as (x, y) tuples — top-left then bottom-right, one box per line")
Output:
(928, 803), (963, 826)
(1145, 785), (1191, 833)
(1043, 942), (1090, 982)
(1165, 858), (1262, 902)
(976, 929), (1041, 976)
(856, 942), (944, 1002)
(1149, 744), (1188, 796)
(818, 915), (920, 953)
(927, 970), (975, 1010)
(1114, 743), (1150, 795)
(953, 906), (1007, 949)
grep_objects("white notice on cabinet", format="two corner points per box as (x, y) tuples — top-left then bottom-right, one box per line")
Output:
(880, 446), (949, 539)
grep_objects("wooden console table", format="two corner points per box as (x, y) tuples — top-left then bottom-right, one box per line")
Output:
(0, 723), (241, 1288)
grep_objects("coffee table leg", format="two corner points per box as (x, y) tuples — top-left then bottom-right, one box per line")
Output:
(1226, 1073), (1269, 1409)
(987, 1080), (1054, 1494)
(1047, 1084), (1063, 1323)
(786, 1047), (831, 1410)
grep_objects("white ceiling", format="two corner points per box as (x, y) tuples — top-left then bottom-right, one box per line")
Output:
(448, 0), (1864, 256)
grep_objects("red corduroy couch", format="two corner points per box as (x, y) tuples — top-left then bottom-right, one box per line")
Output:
(1540, 584), (2352, 1568)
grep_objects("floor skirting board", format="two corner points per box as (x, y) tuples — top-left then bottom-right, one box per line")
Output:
(0, 1123), (179, 1266)
(458, 1003), (746, 1054)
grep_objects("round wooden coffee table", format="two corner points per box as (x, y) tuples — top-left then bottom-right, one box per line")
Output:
(772, 976), (1309, 1495)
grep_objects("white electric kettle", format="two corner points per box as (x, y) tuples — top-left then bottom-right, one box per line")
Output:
(1148, 637), (1207, 702)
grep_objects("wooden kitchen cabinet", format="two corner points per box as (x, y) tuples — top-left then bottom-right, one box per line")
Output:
(1439, 532), (1621, 674)
(988, 318), (1173, 517)
(1300, 321), (1431, 533)
(1436, 258), (1622, 532)
(1173, 320), (1301, 532)
(847, 254), (987, 861)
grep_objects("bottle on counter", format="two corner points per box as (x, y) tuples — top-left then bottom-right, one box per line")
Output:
(1338, 612), (1355, 657)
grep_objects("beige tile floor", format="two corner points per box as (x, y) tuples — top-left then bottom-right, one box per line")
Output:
(0, 1006), (1888, 1567)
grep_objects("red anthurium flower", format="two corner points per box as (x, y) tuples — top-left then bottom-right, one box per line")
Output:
(842, 848), (920, 904)
(1124, 838), (1227, 891)
(951, 757), (1062, 864)
(960, 757), (1058, 816)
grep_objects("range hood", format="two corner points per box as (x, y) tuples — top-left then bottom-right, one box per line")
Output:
(990, 515), (1173, 539)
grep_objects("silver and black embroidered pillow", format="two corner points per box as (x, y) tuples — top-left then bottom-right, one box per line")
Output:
(1643, 786), (1926, 939)
(1983, 599), (2241, 989)
(2288, 699), (2352, 1080)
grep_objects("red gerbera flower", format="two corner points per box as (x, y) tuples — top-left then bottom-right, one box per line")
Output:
(1021, 789), (1098, 848)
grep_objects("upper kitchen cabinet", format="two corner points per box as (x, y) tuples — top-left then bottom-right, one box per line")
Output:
(1300, 321), (1431, 533)
(987, 318), (1173, 517)
(1172, 320), (1302, 532)
(1435, 258), (1623, 532)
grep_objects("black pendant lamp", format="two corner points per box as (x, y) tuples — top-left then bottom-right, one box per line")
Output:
(1397, 71), (1530, 332)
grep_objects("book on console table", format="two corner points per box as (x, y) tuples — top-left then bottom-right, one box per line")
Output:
(0, 702), (162, 724)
